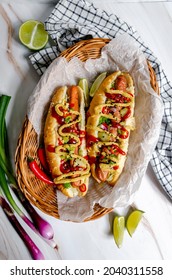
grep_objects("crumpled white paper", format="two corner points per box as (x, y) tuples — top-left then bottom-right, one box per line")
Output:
(27, 34), (163, 222)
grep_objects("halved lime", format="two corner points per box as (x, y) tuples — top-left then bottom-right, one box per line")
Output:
(113, 216), (125, 248)
(78, 78), (89, 107)
(19, 20), (49, 50)
(89, 72), (107, 97)
(126, 209), (144, 237)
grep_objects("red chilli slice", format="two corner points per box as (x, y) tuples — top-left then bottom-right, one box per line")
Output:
(79, 184), (86, 192)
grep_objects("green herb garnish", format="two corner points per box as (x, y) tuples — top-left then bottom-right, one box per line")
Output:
(65, 116), (71, 123)
(99, 116), (111, 125)
(64, 183), (72, 189)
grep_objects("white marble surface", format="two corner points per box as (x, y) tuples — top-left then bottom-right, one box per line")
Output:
(0, 0), (172, 260)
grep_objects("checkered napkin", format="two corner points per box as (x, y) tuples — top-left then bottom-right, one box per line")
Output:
(29, 0), (172, 200)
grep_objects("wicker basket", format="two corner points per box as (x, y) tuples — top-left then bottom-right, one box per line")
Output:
(15, 38), (159, 221)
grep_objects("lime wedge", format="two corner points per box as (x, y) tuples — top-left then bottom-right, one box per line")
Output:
(126, 209), (144, 237)
(89, 72), (107, 97)
(19, 20), (49, 50)
(78, 78), (89, 107)
(113, 216), (125, 248)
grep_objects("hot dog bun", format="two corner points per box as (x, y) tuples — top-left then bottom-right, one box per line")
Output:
(87, 71), (135, 185)
(44, 85), (90, 197)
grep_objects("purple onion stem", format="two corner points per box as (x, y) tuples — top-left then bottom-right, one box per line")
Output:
(0, 195), (45, 260)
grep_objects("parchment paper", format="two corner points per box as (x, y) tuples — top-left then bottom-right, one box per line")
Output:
(27, 34), (163, 222)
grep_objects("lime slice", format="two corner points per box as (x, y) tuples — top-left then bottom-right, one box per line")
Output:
(89, 72), (107, 97)
(113, 216), (125, 248)
(78, 78), (89, 107)
(126, 209), (144, 237)
(19, 20), (49, 50)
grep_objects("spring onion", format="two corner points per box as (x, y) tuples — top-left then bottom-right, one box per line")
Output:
(11, 186), (54, 240)
(0, 189), (44, 260)
(0, 94), (57, 249)
(0, 149), (55, 240)
(0, 165), (58, 249)
(0, 165), (35, 228)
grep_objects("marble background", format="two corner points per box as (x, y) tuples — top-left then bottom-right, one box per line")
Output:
(0, 0), (172, 260)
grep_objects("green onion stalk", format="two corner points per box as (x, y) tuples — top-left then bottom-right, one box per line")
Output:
(0, 94), (57, 249)
(0, 188), (44, 260)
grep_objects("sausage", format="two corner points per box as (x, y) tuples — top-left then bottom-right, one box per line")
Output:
(115, 75), (127, 91)
(68, 86), (79, 156)
(68, 85), (79, 112)
(96, 168), (109, 182)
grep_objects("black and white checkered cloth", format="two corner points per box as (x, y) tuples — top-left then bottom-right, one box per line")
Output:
(29, 0), (172, 200)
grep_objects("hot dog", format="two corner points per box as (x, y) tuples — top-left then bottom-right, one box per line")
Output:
(44, 85), (90, 197)
(86, 71), (135, 185)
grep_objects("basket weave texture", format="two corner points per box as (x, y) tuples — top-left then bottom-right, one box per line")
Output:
(15, 38), (159, 221)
